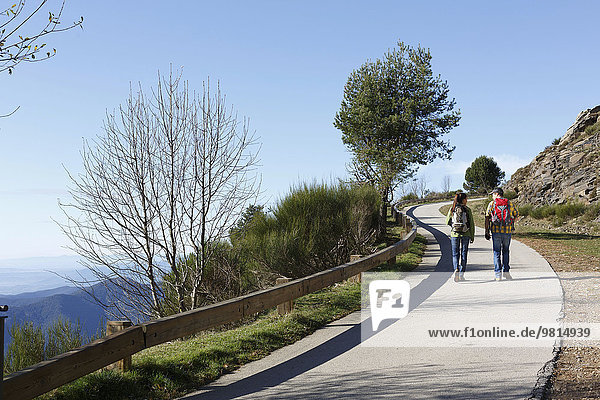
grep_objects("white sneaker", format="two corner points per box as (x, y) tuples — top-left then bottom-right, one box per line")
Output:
(503, 271), (513, 280)
(454, 271), (460, 282)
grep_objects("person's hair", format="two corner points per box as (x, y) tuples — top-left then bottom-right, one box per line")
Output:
(452, 192), (467, 212)
(493, 187), (504, 197)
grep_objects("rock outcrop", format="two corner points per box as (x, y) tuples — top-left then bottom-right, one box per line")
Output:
(506, 105), (600, 205)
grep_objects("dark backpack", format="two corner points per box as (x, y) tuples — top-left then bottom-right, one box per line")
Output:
(451, 205), (469, 233)
(491, 198), (513, 226)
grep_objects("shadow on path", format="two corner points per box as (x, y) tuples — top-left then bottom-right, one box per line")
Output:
(405, 206), (453, 312)
(183, 205), (454, 400)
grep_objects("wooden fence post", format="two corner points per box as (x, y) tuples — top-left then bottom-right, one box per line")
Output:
(276, 277), (293, 315)
(105, 321), (132, 372)
(348, 255), (362, 283)
(1, 305), (8, 400)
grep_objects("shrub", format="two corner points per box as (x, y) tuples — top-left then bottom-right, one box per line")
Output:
(241, 182), (381, 278)
(400, 193), (418, 202)
(554, 202), (586, 220)
(504, 190), (518, 200)
(524, 202), (587, 222)
(582, 203), (600, 222)
(4, 321), (45, 374)
(425, 191), (456, 200)
(4, 318), (89, 374)
(45, 319), (86, 359)
(518, 204), (533, 217)
(529, 206), (547, 219)
(161, 241), (264, 315)
(584, 120), (600, 135)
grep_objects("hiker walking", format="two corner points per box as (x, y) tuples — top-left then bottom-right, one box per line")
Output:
(485, 187), (519, 281)
(446, 192), (475, 282)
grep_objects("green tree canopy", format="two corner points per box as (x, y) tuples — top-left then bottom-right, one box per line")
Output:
(463, 155), (505, 193)
(334, 41), (460, 204)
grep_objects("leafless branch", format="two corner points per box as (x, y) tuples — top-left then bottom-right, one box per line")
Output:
(0, 0), (83, 75)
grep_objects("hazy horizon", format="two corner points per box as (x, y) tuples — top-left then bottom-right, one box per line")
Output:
(0, 255), (86, 295)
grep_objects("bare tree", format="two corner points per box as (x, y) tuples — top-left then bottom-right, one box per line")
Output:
(409, 175), (428, 199)
(417, 176), (429, 198)
(59, 71), (260, 321)
(442, 175), (452, 193)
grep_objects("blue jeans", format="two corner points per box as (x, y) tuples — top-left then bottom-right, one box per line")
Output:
(492, 233), (511, 274)
(450, 236), (470, 272)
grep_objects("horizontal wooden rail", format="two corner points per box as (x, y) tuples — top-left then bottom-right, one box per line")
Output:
(3, 214), (416, 400)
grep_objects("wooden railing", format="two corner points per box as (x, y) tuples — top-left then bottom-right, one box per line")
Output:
(2, 212), (416, 400)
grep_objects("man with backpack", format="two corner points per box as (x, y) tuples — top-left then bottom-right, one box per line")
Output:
(485, 187), (519, 281)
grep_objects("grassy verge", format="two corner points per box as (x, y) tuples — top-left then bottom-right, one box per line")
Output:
(45, 284), (361, 400)
(44, 231), (426, 399)
(376, 217), (427, 272)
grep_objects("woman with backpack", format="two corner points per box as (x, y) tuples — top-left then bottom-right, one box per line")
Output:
(446, 192), (475, 282)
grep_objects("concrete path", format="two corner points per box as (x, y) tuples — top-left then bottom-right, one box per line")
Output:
(180, 201), (563, 400)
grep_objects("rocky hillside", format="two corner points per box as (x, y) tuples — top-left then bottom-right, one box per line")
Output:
(507, 105), (600, 205)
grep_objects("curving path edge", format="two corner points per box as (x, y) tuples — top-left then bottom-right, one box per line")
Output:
(179, 201), (563, 400)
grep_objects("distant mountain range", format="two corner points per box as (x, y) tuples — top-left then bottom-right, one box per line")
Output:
(0, 256), (154, 352)
(1, 284), (107, 350)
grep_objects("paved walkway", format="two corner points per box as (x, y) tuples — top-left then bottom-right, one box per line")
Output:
(180, 201), (563, 400)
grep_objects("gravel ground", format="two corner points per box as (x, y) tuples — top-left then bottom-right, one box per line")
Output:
(516, 229), (600, 400)
(549, 273), (600, 400)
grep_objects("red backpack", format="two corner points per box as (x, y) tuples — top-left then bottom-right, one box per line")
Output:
(491, 198), (513, 226)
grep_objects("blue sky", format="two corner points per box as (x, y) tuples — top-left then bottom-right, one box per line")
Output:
(1, 0), (599, 259)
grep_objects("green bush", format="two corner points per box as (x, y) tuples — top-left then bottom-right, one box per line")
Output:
(530, 205), (552, 219)
(555, 202), (586, 220)
(161, 242), (262, 315)
(584, 120), (600, 135)
(519, 204), (533, 217)
(504, 190), (518, 200)
(425, 191), (456, 200)
(240, 182), (381, 278)
(4, 318), (89, 374)
(582, 203), (600, 222)
(400, 193), (418, 202)
(45, 319), (86, 359)
(4, 321), (45, 374)
(524, 202), (587, 222)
